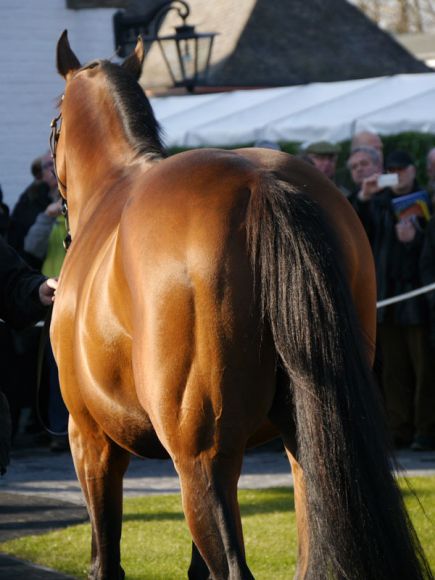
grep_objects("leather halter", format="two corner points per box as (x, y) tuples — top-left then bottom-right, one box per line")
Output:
(49, 102), (72, 250)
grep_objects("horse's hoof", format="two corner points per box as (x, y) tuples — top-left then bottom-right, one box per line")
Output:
(87, 567), (124, 580)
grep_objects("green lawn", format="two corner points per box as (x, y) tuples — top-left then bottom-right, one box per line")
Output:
(1, 478), (434, 579)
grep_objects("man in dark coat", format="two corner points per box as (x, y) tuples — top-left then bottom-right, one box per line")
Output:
(420, 216), (435, 349)
(0, 236), (57, 474)
(353, 150), (435, 451)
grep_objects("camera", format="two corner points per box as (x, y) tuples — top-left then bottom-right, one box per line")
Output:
(377, 173), (398, 188)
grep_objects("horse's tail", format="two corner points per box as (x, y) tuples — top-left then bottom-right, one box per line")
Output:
(246, 177), (432, 579)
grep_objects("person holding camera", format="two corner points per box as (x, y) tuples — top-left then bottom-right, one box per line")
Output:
(347, 145), (383, 202)
(353, 149), (435, 451)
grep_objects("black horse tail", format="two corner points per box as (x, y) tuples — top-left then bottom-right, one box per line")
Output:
(246, 178), (432, 579)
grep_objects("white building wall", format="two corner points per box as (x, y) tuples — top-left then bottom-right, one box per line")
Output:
(0, 0), (117, 209)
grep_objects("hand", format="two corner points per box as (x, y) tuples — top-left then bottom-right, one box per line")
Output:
(395, 219), (416, 243)
(45, 199), (63, 218)
(357, 173), (381, 202)
(38, 277), (58, 305)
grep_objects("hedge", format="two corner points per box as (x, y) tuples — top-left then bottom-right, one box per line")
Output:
(169, 132), (435, 188)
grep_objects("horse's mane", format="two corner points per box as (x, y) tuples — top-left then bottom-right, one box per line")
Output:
(102, 61), (167, 160)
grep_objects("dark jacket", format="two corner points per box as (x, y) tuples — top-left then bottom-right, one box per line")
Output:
(420, 216), (435, 346)
(7, 181), (51, 268)
(0, 236), (47, 329)
(353, 186), (428, 325)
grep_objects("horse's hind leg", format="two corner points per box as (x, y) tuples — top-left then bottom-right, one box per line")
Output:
(188, 542), (210, 579)
(69, 415), (130, 580)
(286, 453), (309, 580)
(269, 369), (309, 580)
(177, 449), (253, 580)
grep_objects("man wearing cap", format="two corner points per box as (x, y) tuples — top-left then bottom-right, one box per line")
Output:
(354, 150), (435, 451)
(304, 141), (350, 197)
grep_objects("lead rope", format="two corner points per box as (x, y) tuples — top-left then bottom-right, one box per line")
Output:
(34, 109), (70, 439)
(61, 199), (72, 251)
(35, 306), (68, 437)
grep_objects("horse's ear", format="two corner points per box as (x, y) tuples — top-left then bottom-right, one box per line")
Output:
(121, 36), (145, 80)
(57, 30), (81, 80)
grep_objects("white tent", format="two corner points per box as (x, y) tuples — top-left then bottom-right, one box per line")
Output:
(150, 73), (435, 149)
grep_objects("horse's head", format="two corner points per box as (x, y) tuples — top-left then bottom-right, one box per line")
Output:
(53, 31), (160, 208)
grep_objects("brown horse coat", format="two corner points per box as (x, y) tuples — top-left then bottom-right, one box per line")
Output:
(50, 31), (431, 580)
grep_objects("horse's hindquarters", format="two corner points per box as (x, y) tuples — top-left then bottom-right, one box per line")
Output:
(120, 175), (278, 460)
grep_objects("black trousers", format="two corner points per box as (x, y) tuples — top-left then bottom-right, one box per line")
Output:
(378, 323), (435, 442)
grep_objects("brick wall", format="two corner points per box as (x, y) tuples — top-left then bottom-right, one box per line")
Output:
(0, 0), (117, 209)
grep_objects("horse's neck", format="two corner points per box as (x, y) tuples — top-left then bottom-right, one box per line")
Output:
(66, 120), (158, 237)
(68, 151), (155, 238)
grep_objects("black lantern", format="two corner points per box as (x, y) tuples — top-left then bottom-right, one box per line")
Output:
(113, 0), (217, 92)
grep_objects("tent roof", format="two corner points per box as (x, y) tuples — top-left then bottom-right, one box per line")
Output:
(150, 73), (435, 148)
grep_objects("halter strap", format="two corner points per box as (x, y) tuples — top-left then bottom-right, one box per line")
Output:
(49, 111), (67, 196)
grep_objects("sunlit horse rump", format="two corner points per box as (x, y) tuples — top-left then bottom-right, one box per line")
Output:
(50, 31), (432, 579)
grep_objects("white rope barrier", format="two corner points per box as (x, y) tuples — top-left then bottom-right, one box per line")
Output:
(376, 282), (435, 309)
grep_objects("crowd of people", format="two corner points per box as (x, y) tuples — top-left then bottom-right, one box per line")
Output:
(304, 132), (435, 451)
(0, 133), (435, 473)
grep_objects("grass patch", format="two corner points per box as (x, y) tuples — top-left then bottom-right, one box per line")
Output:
(1, 479), (434, 579)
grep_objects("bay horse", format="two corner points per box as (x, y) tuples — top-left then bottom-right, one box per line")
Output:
(51, 31), (431, 579)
